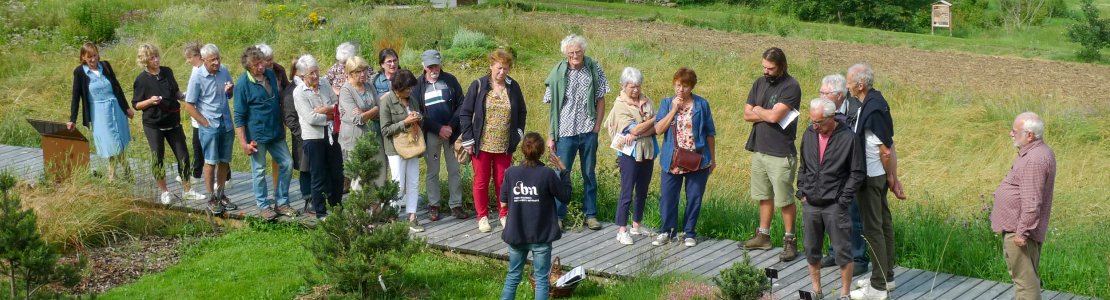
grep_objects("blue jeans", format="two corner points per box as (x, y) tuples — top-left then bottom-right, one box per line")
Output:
(827, 198), (870, 266)
(659, 168), (710, 239)
(249, 138), (292, 209)
(501, 243), (552, 300)
(198, 126), (234, 165)
(555, 132), (598, 218)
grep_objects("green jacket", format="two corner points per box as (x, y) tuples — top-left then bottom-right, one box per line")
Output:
(544, 56), (601, 140)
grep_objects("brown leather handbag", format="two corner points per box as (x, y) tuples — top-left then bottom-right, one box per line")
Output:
(669, 117), (702, 171)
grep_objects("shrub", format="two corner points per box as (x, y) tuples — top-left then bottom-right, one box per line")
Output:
(0, 172), (83, 299)
(1067, 0), (1110, 62)
(69, 0), (125, 43)
(712, 253), (769, 300)
(303, 132), (420, 298)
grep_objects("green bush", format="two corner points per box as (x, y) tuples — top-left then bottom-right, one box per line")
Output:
(712, 253), (769, 300)
(1067, 0), (1110, 62)
(0, 172), (83, 299)
(69, 0), (125, 43)
(443, 28), (498, 62)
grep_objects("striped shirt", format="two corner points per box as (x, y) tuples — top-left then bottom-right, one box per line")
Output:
(990, 140), (1056, 243)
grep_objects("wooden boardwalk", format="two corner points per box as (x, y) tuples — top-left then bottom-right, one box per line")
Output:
(0, 144), (1096, 300)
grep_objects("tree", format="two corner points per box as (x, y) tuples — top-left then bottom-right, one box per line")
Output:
(999, 0), (1049, 29)
(1067, 0), (1110, 61)
(302, 133), (419, 298)
(0, 172), (83, 299)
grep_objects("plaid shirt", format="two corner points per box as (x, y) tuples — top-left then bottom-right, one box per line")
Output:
(990, 140), (1056, 242)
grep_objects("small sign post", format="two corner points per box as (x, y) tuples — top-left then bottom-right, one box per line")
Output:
(932, 1), (953, 36)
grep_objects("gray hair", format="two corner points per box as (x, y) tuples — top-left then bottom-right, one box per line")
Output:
(821, 74), (847, 96)
(1017, 112), (1045, 139)
(809, 98), (835, 118)
(847, 63), (874, 89)
(335, 42), (358, 62)
(619, 67), (643, 87)
(560, 34), (587, 54)
(295, 54), (318, 75)
(255, 43), (274, 58)
(200, 44), (220, 59)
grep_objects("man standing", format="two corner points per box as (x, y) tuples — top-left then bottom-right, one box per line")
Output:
(848, 63), (907, 300)
(414, 49), (468, 221)
(991, 112), (1055, 300)
(233, 46), (294, 220)
(544, 34), (610, 230)
(182, 44), (236, 214)
(741, 47), (803, 262)
(798, 98), (865, 299)
(818, 74), (869, 276)
(255, 43), (290, 91)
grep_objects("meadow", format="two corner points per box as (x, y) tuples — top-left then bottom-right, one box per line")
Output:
(0, 0), (1106, 298)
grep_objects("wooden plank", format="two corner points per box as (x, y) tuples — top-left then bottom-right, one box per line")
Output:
(550, 229), (613, 263)
(425, 218), (478, 244)
(957, 280), (1000, 300)
(936, 277), (984, 299)
(590, 236), (668, 276)
(685, 241), (744, 276)
(1051, 293), (1075, 300)
(978, 280), (1012, 299)
(612, 242), (683, 276)
(923, 275), (969, 299)
(567, 234), (631, 271)
(578, 233), (656, 272)
(751, 248), (785, 270)
(1041, 290), (1063, 300)
(699, 250), (748, 278)
(888, 268), (937, 298)
(900, 272), (954, 299)
(651, 239), (728, 275)
(772, 259), (825, 299)
(992, 285), (1014, 300)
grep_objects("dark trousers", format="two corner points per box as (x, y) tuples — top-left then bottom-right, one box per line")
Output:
(299, 170), (312, 200)
(859, 175), (895, 291)
(191, 127), (203, 179)
(305, 139), (344, 217)
(616, 155), (652, 227)
(658, 168), (710, 239)
(827, 198), (870, 266)
(143, 125), (190, 182)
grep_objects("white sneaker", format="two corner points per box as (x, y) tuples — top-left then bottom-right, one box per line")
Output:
(160, 191), (173, 205)
(499, 217), (507, 228)
(478, 217), (492, 233)
(616, 232), (633, 245)
(630, 226), (651, 235)
(684, 238), (697, 247)
(849, 285), (889, 300)
(183, 189), (207, 201)
(175, 175), (182, 183)
(651, 233), (670, 246)
(854, 279), (896, 290)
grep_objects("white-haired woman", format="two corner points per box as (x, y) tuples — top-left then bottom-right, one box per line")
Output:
(602, 67), (657, 245)
(325, 42), (372, 96)
(132, 43), (200, 204)
(255, 43), (290, 91)
(293, 54), (343, 219)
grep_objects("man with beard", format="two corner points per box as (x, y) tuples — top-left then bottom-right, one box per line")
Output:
(413, 49), (468, 221)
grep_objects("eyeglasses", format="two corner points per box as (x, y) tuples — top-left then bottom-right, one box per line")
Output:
(818, 90), (836, 96)
(809, 118), (829, 127)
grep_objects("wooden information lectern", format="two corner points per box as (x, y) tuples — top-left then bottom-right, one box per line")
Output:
(27, 119), (89, 183)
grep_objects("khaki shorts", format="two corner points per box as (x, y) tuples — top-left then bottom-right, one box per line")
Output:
(750, 152), (797, 208)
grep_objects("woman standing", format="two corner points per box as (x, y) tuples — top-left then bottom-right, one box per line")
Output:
(132, 43), (197, 204)
(379, 69), (424, 232)
(69, 42), (134, 181)
(281, 58), (313, 214)
(458, 48), (527, 233)
(293, 55), (344, 220)
(602, 67), (658, 245)
(372, 48), (400, 96)
(498, 132), (571, 300)
(338, 56), (388, 187)
(651, 67), (716, 248)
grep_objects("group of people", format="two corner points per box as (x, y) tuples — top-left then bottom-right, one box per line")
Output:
(66, 34), (1056, 300)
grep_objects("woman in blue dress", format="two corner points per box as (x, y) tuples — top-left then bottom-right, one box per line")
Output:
(68, 42), (134, 181)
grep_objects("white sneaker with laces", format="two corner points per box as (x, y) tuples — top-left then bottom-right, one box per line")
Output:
(499, 217), (507, 228)
(160, 191), (173, 205)
(854, 279), (896, 290)
(651, 233), (670, 246)
(616, 232), (633, 245)
(630, 226), (652, 235)
(478, 217), (492, 233)
(684, 238), (697, 247)
(183, 189), (207, 201)
(849, 285), (889, 300)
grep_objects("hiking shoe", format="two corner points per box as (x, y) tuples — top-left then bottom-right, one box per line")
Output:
(207, 200), (225, 214)
(616, 231), (634, 245)
(651, 233), (671, 246)
(219, 195), (238, 211)
(586, 217), (602, 230)
(258, 207), (279, 220)
(277, 205), (297, 217)
(478, 217), (492, 233)
(854, 279), (895, 290)
(839, 296), (851, 300)
(183, 189), (207, 201)
(849, 285), (888, 300)
(821, 255), (837, 268)
(780, 236), (798, 262)
(451, 206), (469, 220)
(684, 238), (697, 247)
(741, 232), (773, 250)
(410, 219), (425, 233)
(428, 206), (441, 222)
(160, 191), (173, 205)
